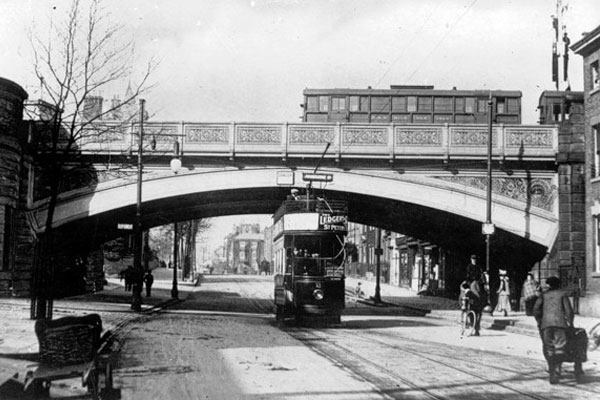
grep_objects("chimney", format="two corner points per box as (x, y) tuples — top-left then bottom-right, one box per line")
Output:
(82, 95), (103, 121)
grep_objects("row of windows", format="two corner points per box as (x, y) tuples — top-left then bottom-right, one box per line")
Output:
(305, 112), (520, 124)
(306, 95), (519, 114)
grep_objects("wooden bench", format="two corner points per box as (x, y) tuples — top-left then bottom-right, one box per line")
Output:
(24, 314), (117, 399)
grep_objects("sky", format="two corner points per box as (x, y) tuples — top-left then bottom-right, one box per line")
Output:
(1, 0), (599, 252)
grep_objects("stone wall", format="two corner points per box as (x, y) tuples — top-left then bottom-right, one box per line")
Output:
(0, 77), (28, 296)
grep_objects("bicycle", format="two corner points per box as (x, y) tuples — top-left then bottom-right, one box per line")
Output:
(589, 321), (600, 351)
(460, 296), (477, 337)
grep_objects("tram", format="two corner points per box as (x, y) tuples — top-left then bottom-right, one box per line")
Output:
(272, 193), (348, 324)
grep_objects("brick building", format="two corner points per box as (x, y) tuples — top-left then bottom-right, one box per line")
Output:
(572, 24), (600, 316)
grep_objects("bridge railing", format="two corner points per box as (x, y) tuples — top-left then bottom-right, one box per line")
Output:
(78, 122), (558, 161)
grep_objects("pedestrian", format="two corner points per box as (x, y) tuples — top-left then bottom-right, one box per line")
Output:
(533, 276), (575, 384)
(463, 254), (487, 335)
(124, 265), (133, 292)
(495, 271), (511, 317)
(143, 271), (154, 297)
(521, 273), (540, 316)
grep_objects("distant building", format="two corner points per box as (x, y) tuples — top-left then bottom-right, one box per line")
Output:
(225, 224), (265, 274)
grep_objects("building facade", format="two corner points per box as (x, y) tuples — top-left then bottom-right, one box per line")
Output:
(573, 24), (600, 316)
(225, 223), (265, 274)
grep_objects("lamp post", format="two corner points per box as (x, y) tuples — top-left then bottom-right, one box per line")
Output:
(170, 140), (181, 299)
(482, 95), (495, 313)
(373, 228), (382, 303)
(131, 99), (145, 312)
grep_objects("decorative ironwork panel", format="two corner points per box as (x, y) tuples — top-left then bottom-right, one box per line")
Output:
(450, 127), (497, 146)
(80, 124), (128, 144)
(435, 176), (556, 211)
(505, 128), (553, 148)
(236, 126), (282, 144)
(289, 126), (335, 144)
(185, 126), (229, 144)
(342, 127), (388, 146)
(395, 127), (443, 146)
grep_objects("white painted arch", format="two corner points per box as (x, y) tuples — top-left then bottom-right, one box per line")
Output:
(29, 167), (558, 247)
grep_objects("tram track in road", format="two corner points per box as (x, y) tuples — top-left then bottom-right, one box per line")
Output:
(289, 326), (590, 400)
(293, 327), (444, 400)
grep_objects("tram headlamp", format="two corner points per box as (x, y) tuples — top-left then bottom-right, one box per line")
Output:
(313, 289), (324, 300)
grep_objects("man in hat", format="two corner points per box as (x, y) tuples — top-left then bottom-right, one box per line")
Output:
(533, 276), (575, 384)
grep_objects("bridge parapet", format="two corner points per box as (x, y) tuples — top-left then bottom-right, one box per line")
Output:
(79, 122), (558, 161)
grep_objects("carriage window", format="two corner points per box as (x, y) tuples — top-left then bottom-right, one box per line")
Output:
(349, 96), (360, 112)
(434, 97), (453, 112)
(496, 98), (506, 114)
(319, 96), (329, 112)
(455, 97), (465, 112)
(418, 97), (432, 112)
(392, 96), (407, 112)
(371, 97), (390, 112)
(407, 97), (417, 112)
(331, 97), (346, 111)
(478, 99), (488, 113)
(507, 98), (519, 114)
(465, 97), (475, 113)
(306, 96), (319, 111)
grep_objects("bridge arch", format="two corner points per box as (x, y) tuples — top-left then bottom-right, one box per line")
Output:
(29, 167), (554, 264)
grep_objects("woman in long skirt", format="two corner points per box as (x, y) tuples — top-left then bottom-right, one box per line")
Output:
(495, 273), (511, 316)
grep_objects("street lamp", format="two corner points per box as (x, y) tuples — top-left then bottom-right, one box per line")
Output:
(170, 140), (181, 299)
(482, 95), (495, 314)
(131, 99), (146, 312)
(373, 228), (382, 304)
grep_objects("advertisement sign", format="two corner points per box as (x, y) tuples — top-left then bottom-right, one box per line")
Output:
(319, 213), (348, 232)
(284, 213), (319, 231)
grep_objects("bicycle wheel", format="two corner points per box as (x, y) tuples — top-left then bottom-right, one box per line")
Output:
(464, 311), (476, 336)
(589, 322), (600, 351)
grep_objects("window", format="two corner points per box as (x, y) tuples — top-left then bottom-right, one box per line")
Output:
(306, 96), (318, 111)
(392, 97), (407, 112)
(595, 125), (600, 178)
(552, 103), (563, 122)
(478, 99), (488, 113)
(434, 97), (453, 112)
(418, 97), (432, 112)
(350, 96), (368, 112)
(496, 98), (506, 114)
(371, 97), (390, 112)
(507, 98), (519, 114)
(592, 61), (599, 90)
(349, 96), (360, 112)
(465, 97), (475, 113)
(407, 97), (417, 112)
(454, 97), (464, 112)
(319, 96), (329, 112)
(331, 97), (346, 111)
(596, 216), (600, 273)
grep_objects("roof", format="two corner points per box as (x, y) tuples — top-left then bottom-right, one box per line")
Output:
(571, 24), (600, 56)
(303, 88), (522, 97)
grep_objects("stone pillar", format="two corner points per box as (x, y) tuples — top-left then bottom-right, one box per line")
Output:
(0, 78), (28, 296)
(542, 96), (586, 301)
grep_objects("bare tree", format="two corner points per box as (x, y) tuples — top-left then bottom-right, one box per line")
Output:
(27, 0), (156, 319)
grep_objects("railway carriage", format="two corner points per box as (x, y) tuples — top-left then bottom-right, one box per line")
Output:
(272, 195), (348, 324)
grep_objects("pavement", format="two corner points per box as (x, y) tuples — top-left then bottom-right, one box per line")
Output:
(0, 272), (199, 398)
(1, 273), (599, 398)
